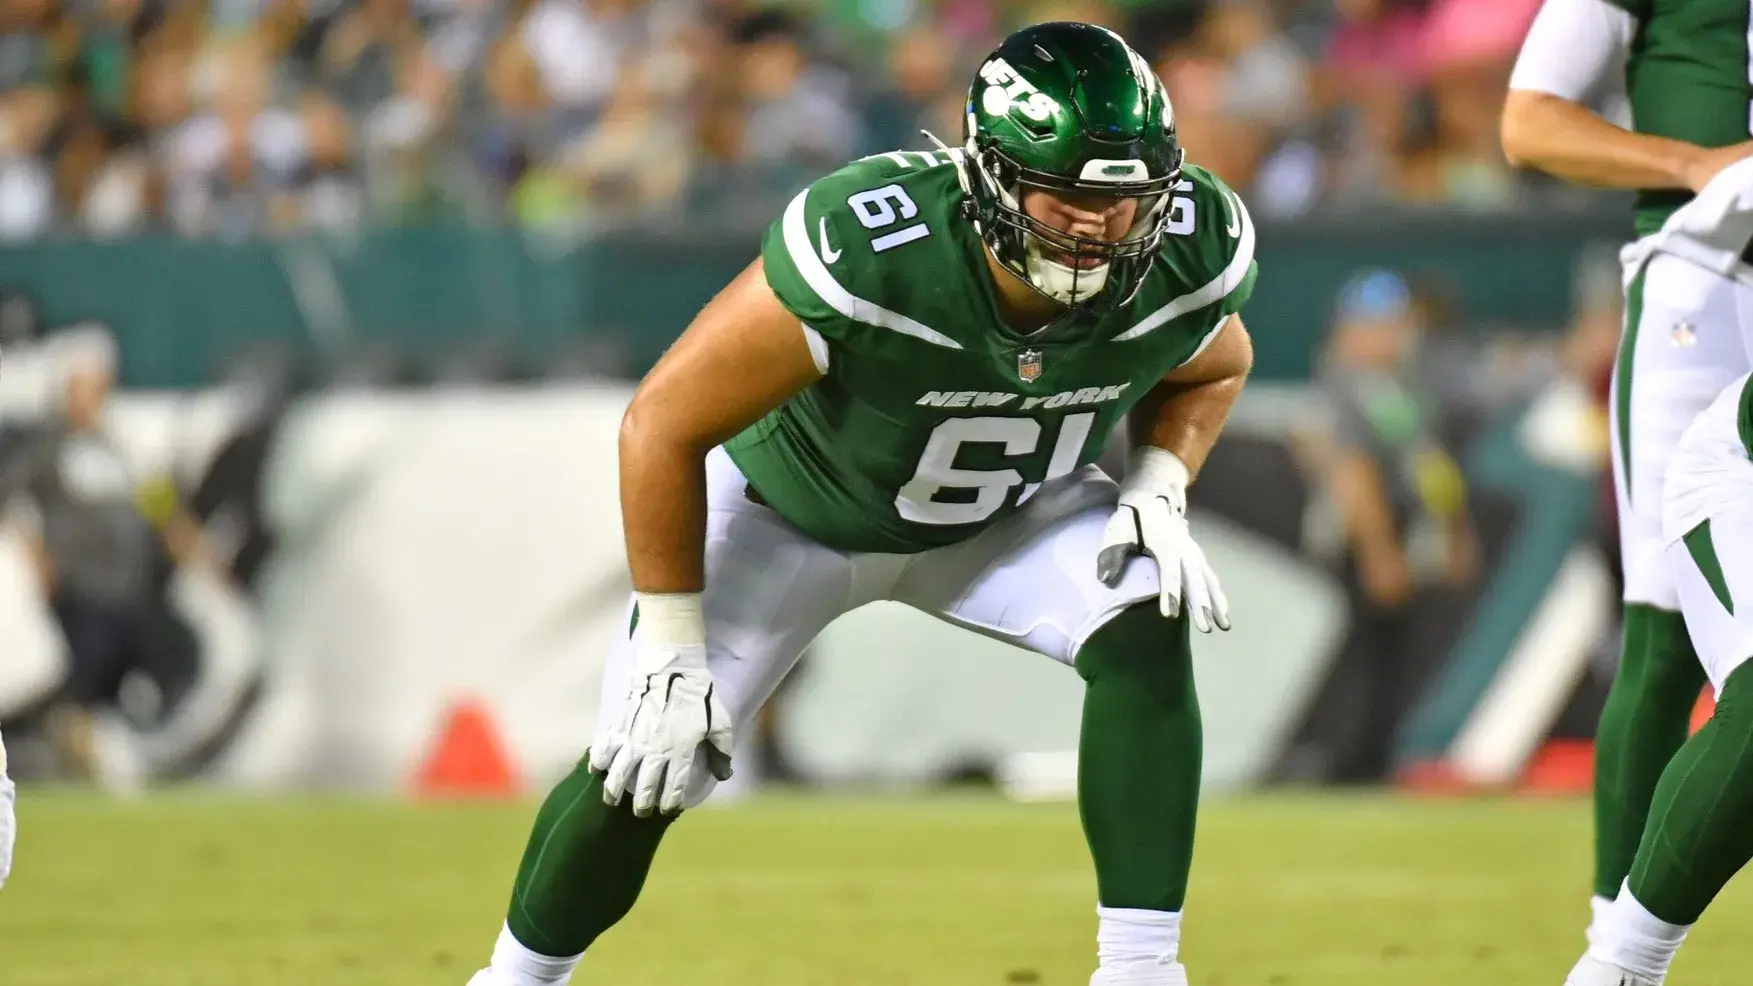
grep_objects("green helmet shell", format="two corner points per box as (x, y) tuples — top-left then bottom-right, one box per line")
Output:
(959, 22), (1183, 315)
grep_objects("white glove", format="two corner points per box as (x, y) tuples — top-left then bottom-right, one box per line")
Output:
(1096, 447), (1231, 633)
(0, 777), (12, 889)
(0, 737), (13, 889)
(589, 594), (734, 817)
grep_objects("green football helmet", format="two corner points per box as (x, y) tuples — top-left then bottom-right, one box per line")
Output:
(956, 22), (1183, 313)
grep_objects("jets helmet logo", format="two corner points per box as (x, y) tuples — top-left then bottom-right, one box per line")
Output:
(1018, 349), (1044, 382)
(979, 58), (1058, 123)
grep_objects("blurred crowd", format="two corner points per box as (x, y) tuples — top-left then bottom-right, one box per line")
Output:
(0, 0), (1570, 241)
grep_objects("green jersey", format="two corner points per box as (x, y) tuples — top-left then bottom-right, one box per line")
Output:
(724, 150), (1257, 554)
(1608, 0), (1753, 233)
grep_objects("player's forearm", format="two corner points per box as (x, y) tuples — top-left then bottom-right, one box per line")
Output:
(1128, 369), (1247, 477)
(1501, 90), (1700, 189)
(618, 409), (711, 595)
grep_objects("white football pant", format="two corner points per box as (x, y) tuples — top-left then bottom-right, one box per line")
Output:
(589, 446), (1164, 810)
(1664, 374), (1753, 692)
(1612, 252), (1753, 608)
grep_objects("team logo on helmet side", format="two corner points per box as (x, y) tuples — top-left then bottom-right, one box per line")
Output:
(978, 58), (1058, 125)
(962, 22), (1185, 315)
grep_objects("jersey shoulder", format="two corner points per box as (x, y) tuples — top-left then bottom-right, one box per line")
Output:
(760, 150), (984, 350)
(1137, 163), (1258, 324)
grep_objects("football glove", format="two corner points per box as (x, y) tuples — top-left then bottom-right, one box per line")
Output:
(1096, 447), (1231, 633)
(590, 636), (734, 818)
(0, 741), (13, 890)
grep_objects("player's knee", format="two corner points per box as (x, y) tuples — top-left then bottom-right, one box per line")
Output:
(1713, 661), (1753, 723)
(1075, 602), (1196, 710)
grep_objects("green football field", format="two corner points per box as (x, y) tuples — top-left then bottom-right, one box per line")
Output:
(4, 791), (1752, 986)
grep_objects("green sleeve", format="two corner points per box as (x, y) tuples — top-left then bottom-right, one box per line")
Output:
(1133, 166), (1256, 366)
(759, 158), (905, 347)
(1223, 260), (1258, 318)
(1188, 164), (1256, 320)
(760, 153), (972, 360)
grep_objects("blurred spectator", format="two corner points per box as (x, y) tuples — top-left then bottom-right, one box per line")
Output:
(1311, 268), (1478, 782)
(0, 325), (158, 786)
(731, 11), (858, 172)
(1157, 0), (1311, 211)
(1322, 0), (1429, 204)
(1421, 0), (1538, 201)
(863, 24), (957, 156)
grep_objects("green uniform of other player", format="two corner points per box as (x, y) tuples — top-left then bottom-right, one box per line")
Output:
(466, 22), (1256, 986)
(1600, 0), (1746, 922)
(1612, 0), (1753, 236)
(1508, 0), (1753, 980)
(733, 153), (1252, 553)
(1507, 0), (1753, 957)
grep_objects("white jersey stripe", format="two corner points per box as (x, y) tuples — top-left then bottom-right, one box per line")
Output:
(1114, 186), (1255, 342)
(780, 190), (964, 350)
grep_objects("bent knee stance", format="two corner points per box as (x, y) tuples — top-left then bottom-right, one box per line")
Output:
(1076, 603), (1199, 710)
(507, 759), (676, 957)
(1628, 662), (1753, 925)
(1077, 604), (1203, 912)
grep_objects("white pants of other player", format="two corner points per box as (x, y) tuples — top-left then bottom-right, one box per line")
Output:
(1569, 374), (1753, 985)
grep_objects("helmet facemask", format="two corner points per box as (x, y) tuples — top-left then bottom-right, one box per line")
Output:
(966, 128), (1182, 312)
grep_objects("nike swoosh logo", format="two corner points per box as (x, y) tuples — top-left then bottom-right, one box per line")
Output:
(818, 217), (841, 263)
(1224, 189), (1241, 238)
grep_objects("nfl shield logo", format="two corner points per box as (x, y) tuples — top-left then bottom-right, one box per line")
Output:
(1018, 349), (1044, 382)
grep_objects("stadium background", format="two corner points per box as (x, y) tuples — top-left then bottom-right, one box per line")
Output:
(0, 0), (1711, 983)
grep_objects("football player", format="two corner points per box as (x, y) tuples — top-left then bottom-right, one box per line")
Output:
(1503, 0), (1753, 976)
(1569, 371), (1753, 985)
(467, 22), (1255, 986)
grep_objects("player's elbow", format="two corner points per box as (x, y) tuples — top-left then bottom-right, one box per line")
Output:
(619, 387), (706, 467)
(619, 392), (666, 464)
(1499, 90), (1558, 169)
(1228, 319), (1254, 381)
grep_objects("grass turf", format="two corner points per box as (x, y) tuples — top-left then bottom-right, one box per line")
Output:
(3, 791), (1752, 985)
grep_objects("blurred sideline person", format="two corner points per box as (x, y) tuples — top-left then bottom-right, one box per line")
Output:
(0, 327), (154, 786)
(0, 438), (68, 726)
(1503, 0), (1753, 971)
(1311, 268), (1475, 783)
(1577, 373), (1753, 984)
(468, 23), (1257, 986)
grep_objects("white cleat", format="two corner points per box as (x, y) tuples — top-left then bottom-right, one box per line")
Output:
(0, 774), (14, 889)
(1090, 960), (1189, 986)
(1565, 954), (1662, 986)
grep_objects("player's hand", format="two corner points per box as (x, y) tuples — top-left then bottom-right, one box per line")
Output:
(1096, 447), (1231, 633)
(0, 766), (14, 890)
(1682, 139), (1753, 192)
(589, 642), (734, 817)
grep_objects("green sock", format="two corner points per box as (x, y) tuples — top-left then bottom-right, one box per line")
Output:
(1075, 603), (1201, 912)
(1594, 604), (1706, 900)
(1628, 662), (1753, 925)
(504, 760), (675, 956)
